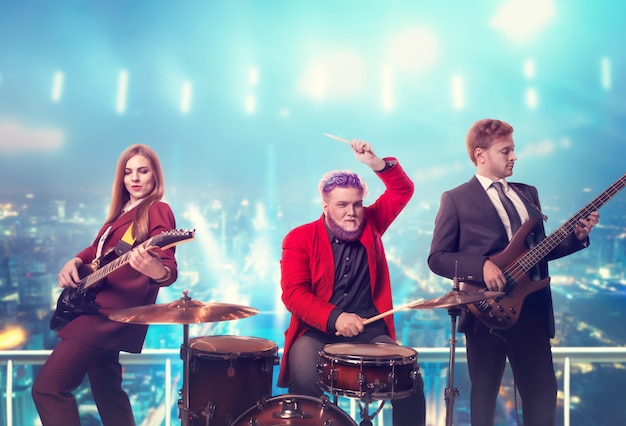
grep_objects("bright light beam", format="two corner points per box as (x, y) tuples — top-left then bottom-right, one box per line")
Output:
(490, 0), (555, 41)
(51, 71), (64, 103)
(451, 73), (465, 110)
(524, 59), (536, 79)
(526, 87), (538, 109)
(116, 70), (128, 114)
(381, 65), (394, 112)
(601, 57), (612, 91)
(180, 81), (192, 114)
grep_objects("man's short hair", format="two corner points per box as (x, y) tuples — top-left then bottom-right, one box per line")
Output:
(466, 119), (514, 165)
(318, 170), (369, 199)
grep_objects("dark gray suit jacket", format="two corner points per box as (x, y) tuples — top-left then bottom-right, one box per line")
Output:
(428, 176), (588, 336)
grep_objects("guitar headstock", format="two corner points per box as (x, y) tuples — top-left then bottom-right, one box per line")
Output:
(149, 229), (195, 250)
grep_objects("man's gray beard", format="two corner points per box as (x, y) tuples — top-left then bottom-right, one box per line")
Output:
(327, 215), (364, 242)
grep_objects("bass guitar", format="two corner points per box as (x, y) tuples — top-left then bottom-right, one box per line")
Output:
(50, 228), (195, 331)
(461, 174), (625, 329)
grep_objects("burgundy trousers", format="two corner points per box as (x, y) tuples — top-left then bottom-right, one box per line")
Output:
(32, 338), (136, 426)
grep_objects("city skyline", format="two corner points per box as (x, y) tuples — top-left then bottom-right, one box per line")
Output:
(2, 1), (625, 424)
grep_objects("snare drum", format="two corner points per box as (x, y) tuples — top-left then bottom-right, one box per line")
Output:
(231, 394), (357, 426)
(188, 335), (278, 426)
(318, 342), (418, 401)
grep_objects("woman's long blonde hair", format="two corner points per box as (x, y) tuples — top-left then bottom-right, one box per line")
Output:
(105, 144), (165, 242)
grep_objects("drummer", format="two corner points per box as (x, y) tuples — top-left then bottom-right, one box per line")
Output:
(278, 139), (426, 425)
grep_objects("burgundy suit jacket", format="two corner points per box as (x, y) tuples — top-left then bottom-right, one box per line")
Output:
(428, 176), (588, 336)
(278, 159), (414, 387)
(58, 201), (178, 353)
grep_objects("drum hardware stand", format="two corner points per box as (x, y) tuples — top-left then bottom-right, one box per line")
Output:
(357, 393), (386, 426)
(108, 291), (259, 426)
(201, 401), (216, 426)
(179, 322), (192, 426)
(445, 263), (462, 426)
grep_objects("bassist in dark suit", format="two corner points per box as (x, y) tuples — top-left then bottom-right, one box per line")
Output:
(428, 119), (599, 425)
(32, 144), (178, 426)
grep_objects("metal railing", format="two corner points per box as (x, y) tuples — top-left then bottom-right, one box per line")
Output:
(2, 347), (626, 426)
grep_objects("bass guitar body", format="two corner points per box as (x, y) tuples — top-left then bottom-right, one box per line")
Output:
(459, 172), (625, 329)
(460, 218), (550, 329)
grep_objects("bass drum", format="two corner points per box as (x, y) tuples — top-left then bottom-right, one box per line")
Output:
(187, 335), (278, 426)
(231, 394), (357, 426)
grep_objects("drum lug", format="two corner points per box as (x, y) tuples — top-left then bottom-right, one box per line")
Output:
(273, 397), (312, 419)
(358, 371), (365, 388)
(200, 401), (216, 420)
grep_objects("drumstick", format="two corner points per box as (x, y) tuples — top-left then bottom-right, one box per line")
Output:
(334, 298), (424, 336)
(362, 298), (424, 326)
(323, 133), (352, 145)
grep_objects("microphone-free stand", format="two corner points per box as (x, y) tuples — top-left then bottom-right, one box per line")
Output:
(445, 265), (461, 426)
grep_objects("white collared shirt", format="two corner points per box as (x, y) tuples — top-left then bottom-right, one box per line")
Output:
(476, 173), (529, 240)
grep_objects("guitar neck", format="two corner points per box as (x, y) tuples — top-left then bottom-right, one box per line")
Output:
(518, 174), (626, 272)
(81, 237), (153, 290)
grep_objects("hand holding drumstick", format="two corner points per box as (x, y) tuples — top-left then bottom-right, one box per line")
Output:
(324, 133), (386, 172)
(334, 299), (424, 337)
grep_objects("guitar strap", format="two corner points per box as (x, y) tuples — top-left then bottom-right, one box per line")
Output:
(510, 183), (548, 222)
(114, 223), (136, 256)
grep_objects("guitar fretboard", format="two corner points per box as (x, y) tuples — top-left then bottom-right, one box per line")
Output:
(79, 237), (154, 291)
(515, 174), (626, 273)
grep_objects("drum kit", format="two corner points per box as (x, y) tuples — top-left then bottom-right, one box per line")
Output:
(109, 286), (503, 426)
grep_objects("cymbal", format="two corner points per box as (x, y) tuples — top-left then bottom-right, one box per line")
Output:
(409, 290), (505, 310)
(109, 295), (259, 325)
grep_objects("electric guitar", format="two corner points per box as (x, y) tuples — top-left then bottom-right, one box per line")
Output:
(460, 174), (625, 329)
(50, 229), (195, 331)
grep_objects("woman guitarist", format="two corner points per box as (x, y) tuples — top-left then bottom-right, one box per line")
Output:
(32, 144), (178, 426)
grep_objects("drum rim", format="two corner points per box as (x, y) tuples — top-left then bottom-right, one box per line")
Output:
(231, 394), (358, 426)
(320, 342), (417, 360)
(189, 335), (278, 358)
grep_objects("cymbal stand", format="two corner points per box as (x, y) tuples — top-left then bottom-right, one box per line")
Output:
(179, 322), (191, 426)
(445, 265), (461, 426)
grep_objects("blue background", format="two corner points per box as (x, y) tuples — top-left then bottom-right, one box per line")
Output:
(1, 1), (625, 424)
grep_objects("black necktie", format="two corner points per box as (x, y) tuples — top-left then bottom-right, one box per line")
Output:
(492, 182), (522, 237)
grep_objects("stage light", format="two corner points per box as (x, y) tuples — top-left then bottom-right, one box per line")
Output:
(248, 67), (259, 86)
(601, 57), (612, 91)
(245, 94), (257, 114)
(387, 27), (438, 73)
(180, 81), (192, 114)
(524, 59), (536, 79)
(381, 65), (394, 112)
(525, 87), (538, 109)
(298, 50), (366, 101)
(116, 69), (128, 114)
(490, 0), (555, 41)
(0, 325), (27, 350)
(51, 71), (64, 103)
(451, 74), (465, 110)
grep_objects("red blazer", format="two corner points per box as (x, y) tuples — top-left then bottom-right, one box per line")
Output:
(58, 201), (178, 353)
(278, 159), (414, 387)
